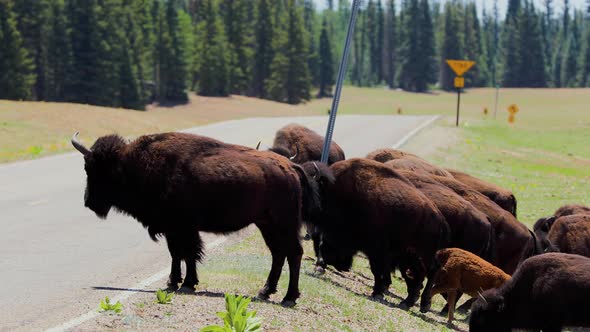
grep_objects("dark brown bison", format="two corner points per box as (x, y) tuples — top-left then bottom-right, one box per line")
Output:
(470, 253), (590, 332)
(367, 148), (453, 177)
(303, 158), (450, 312)
(428, 174), (539, 275)
(533, 204), (590, 249)
(395, 170), (495, 262)
(446, 169), (518, 217)
(539, 214), (590, 257)
(71, 131), (321, 306)
(270, 123), (345, 165)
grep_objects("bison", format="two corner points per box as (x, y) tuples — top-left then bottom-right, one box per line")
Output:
(71, 131), (321, 306)
(303, 158), (450, 312)
(269, 123), (346, 165)
(394, 170), (495, 262)
(429, 174), (539, 275)
(533, 204), (590, 250)
(470, 253), (590, 332)
(446, 169), (518, 217)
(430, 248), (510, 324)
(539, 214), (590, 257)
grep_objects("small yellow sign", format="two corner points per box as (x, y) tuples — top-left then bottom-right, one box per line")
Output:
(508, 104), (519, 114)
(454, 77), (465, 88)
(446, 60), (476, 76)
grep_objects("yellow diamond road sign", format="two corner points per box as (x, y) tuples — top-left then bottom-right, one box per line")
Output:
(446, 60), (476, 76)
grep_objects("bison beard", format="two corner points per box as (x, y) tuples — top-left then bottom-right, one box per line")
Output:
(72, 132), (322, 306)
(303, 159), (450, 312)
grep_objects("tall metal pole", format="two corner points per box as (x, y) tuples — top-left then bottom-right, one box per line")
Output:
(320, 0), (361, 164)
(456, 88), (461, 127)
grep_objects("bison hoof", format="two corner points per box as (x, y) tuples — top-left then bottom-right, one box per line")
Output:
(419, 303), (431, 313)
(314, 266), (326, 274)
(280, 299), (297, 308)
(399, 301), (412, 310)
(371, 293), (384, 301)
(256, 291), (271, 301)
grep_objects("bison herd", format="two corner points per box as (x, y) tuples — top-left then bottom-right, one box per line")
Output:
(72, 123), (590, 331)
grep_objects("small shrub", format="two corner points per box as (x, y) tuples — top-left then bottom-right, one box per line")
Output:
(28, 145), (43, 157)
(155, 289), (174, 304)
(98, 296), (123, 314)
(201, 293), (263, 332)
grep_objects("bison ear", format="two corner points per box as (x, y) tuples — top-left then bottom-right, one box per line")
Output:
(542, 216), (557, 231)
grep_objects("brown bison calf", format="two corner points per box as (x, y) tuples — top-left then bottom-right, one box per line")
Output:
(470, 253), (590, 332)
(270, 123), (346, 165)
(429, 248), (510, 324)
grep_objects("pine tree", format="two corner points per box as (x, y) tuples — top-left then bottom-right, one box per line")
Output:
(197, 0), (229, 96)
(578, 24), (590, 86)
(367, 0), (379, 84)
(253, 0), (273, 98)
(13, 0), (51, 100)
(520, 1), (546, 87)
(266, 0), (311, 104)
(0, 0), (35, 100)
(224, 0), (254, 94)
(384, 0), (398, 88)
(46, 0), (73, 101)
(376, 0), (385, 83)
(502, 0), (521, 87)
(318, 16), (334, 97)
(303, 0), (319, 87)
(415, 0), (436, 91)
(463, 2), (483, 86)
(440, 2), (464, 90)
(561, 10), (581, 87)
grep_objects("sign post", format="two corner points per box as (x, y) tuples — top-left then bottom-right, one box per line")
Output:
(446, 60), (475, 127)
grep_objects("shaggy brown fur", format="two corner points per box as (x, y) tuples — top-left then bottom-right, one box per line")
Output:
(74, 132), (323, 306)
(470, 253), (590, 332)
(385, 157), (454, 177)
(428, 175), (538, 275)
(430, 248), (510, 323)
(395, 170), (495, 261)
(304, 158), (450, 312)
(533, 204), (590, 250)
(447, 169), (518, 217)
(365, 148), (418, 163)
(269, 123), (345, 165)
(366, 148), (453, 177)
(545, 214), (590, 257)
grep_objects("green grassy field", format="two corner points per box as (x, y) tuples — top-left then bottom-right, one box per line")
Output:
(4, 87), (589, 330)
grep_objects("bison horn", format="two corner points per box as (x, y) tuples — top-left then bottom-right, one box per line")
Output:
(289, 146), (299, 161)
(71, 132), (91, 156)
(255, 141), (261, 150)
(477, 290), (488, 304)
(312, 162), (320, 180)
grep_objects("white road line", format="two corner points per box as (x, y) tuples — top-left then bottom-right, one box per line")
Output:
(391, 115), (441, 149)
(44, 236), (228, 332)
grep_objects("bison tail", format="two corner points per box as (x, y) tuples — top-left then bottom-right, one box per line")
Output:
(484, 221), (497, 263)
(294, 162), (334, 225)
(510, 194), (517, 217)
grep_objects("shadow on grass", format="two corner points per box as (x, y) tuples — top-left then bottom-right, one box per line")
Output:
(412, 311), (468, 332)
(92, 286), (157, 294)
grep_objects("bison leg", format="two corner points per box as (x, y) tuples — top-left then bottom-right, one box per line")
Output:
(165, 233), (183, 290)
(368, 253), (390, 299)
(419, 265), (438, 313)
(282, 240), (303, 306)
(399, 258), (427, 309)
(257, 227), (286, 301)
(179, 230), (202, 291)
(446, 290), (457, 324)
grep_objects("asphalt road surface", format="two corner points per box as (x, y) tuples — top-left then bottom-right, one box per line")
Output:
(0, 115), (436, 331)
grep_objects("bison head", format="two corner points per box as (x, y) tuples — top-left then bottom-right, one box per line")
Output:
(533, 216), (558, 252)
(72, 132), (126, 219)
(469, 289), (509, 332)
(317, 231), (355, 272)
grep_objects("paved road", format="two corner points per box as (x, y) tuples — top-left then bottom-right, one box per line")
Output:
(0, 115), (435, 331)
